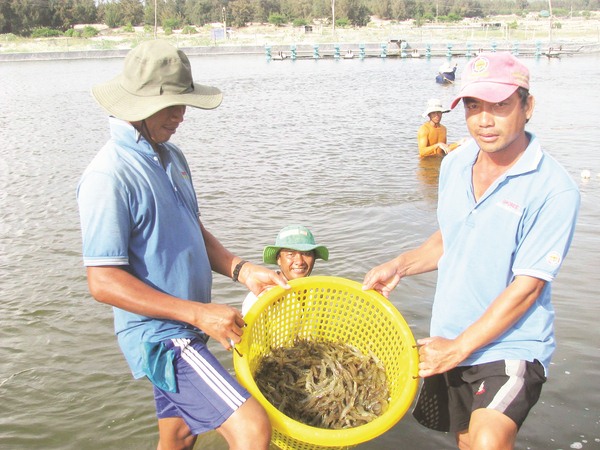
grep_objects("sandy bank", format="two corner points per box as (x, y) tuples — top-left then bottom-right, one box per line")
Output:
(1, 16), (599, 62)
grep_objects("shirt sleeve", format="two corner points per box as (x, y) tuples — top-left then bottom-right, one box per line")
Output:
(77, 170), (131, 266)
(513, 187), (580, 281)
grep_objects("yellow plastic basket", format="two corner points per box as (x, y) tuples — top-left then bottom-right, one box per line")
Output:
(233, 276), (419, 450)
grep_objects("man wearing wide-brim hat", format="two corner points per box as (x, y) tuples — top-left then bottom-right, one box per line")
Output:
(417, 98), (464, 158)
(242, 225), (329, 316)
(77, 39), (288, 450)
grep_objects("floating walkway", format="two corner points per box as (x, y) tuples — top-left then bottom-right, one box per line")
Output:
(265, 40), (587, 61)
(1, 40), (594, 63)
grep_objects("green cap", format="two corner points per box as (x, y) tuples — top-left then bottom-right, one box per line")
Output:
(263, 225), (329, 265)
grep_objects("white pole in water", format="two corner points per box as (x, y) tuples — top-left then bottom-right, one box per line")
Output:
(331, 0), (335, 36)
(154, 0), (157, 39)
(548, 0), (554, 44)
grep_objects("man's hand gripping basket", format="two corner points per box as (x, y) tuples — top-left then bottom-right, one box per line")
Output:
(233, 276), (419, 450)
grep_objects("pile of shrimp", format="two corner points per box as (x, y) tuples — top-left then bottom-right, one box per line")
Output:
(254, 338), (389, 429)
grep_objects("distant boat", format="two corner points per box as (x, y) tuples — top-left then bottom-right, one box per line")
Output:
(436, 63), (457, 84)
(545, 46), (562, 58)
(343, 50), (354, 59)
(272, 51), (287, 60)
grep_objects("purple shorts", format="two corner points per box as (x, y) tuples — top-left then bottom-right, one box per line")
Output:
(153, 337), (250, 435)
(413, 359), (546, 432)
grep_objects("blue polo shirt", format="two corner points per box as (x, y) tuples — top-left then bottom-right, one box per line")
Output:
(77, 118), (211, 378)
(434, 133), (579, 373)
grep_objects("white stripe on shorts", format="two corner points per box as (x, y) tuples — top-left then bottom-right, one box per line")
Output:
(172, 338), (246, 410)
(487, 360), (526, 413)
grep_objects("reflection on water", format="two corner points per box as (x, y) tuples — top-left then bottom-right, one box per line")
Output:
(1, 53), (599, 450)
(417, 156), (443, 204)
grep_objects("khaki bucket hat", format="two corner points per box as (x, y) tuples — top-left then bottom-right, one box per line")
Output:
(263, 225), (329, 265)
(92, 39), (223, 121)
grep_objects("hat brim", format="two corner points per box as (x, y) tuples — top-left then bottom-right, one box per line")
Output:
(92, 76), (223, 122)
(422, 108), (450, 118)
(451, 82), (518, 109)
(263, 244), (329, 265)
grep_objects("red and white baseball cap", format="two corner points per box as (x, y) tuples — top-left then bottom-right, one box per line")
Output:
(451, 52), (530, 109)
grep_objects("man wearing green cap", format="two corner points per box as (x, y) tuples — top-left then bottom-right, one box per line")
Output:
(242, 225), (329, 315)
(77, 40), (289, 450)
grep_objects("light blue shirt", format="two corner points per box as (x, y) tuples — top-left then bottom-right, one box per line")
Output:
(433, 133), (579, 373)
(77, 118), (211, 378)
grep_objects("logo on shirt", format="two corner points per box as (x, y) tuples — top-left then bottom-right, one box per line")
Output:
(497, 199), (522, 216)
(181, 171), (189, 179)
(475, 381), (486, 396)
(546, 251), (562, 266)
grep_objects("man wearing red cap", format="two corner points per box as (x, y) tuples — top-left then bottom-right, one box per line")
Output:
(363, 52), (579, 448)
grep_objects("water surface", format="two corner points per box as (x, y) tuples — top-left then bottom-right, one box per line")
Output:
(1, 52), (599, 449)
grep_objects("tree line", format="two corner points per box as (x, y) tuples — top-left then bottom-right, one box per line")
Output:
(1, 0), (598, 36)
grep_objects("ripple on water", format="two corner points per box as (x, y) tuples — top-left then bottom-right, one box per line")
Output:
(1, 53), (599, 450)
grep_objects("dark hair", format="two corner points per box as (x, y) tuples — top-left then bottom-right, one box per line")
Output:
(516, 87), (532, 123)
(517, 87), (530, 108)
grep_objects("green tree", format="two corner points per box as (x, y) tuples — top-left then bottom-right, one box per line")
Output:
(100, 2), (124, 28)
(369, 0), (391, 19)
(184, 0), (222, 26)
(9, 0), (53, 35)
(229, 0), (254, 26)
(451, 0), (483, 18)
(118, 0), (144, 26)
(3, 0), (600, 37)
(390, 0), (409, 20)
(51, 0), (97, 30)
(336, 0), (370, 26)
(142, 0), (187, 28)
(280, 0), (312, 20)
(268, 12), (286, 25)
(311, 0), (330, 17)
(517, 0), (529, 12)
(0, 0), (16, 33)
(349, 2), (370, 25)
(160, 0), (186, 27)
(254, 0), (280, 22)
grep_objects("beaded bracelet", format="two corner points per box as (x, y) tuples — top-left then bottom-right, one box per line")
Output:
(232, 260), (248, 282)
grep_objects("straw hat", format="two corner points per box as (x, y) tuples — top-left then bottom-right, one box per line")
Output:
(92, 40), (223, 121)
(422, 98), (450, 118)
(263, 225), (329, 265)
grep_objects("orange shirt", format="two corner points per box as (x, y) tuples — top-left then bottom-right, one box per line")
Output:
(417, 122), (447, 157)
(417, 122), (461, 157)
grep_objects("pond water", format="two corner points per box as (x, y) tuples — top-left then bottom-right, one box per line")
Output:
(1, 51), (599, 449)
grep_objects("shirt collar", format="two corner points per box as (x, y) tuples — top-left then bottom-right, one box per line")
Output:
(460, 131), (543, 177)
(108, 117), (156, 156)
(506, 132), (543, 177)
